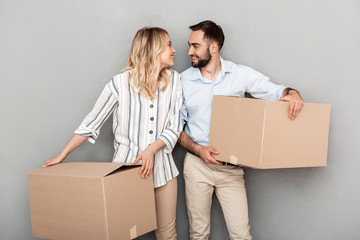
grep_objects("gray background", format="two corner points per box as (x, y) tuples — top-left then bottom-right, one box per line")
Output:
(1, 0), (360, 239)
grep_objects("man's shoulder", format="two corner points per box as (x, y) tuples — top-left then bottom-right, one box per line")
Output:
(222, 58), (252, 72)
(180, 67), (195, 80)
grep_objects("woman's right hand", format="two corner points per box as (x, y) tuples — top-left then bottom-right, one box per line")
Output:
(43, 155), (65, 168)
(42, 134), (89, 168)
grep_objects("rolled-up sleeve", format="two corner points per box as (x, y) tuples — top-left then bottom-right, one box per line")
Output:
(159, 74), (183, 153)
(75, 81), (119, 144)
(244, 66), (286, 100)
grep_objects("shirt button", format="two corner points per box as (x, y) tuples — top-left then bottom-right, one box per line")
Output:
(150, 117), (154, 121)
(150, 104), (154, 108)
(149, 130), (153, 134)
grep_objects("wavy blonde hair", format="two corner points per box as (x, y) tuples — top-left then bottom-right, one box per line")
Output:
(122, 27), (171, 99)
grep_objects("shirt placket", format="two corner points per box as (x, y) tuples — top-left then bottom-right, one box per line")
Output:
(148, 98), (157, 145)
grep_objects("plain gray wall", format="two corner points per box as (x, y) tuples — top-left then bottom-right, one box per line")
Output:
(1, 0), (360, 239)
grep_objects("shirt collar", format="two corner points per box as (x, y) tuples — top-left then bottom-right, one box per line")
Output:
(190, 56), (233, 82)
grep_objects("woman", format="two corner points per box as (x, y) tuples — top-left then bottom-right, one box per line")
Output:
(43, 27), (182, 240)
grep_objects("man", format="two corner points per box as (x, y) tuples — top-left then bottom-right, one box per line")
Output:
(178, 20), (304, 240)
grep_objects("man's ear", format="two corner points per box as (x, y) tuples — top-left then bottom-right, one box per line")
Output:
(210, 41), (219, 54)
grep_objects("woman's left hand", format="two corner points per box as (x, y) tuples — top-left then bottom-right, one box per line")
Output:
(132, 148), (155, 179)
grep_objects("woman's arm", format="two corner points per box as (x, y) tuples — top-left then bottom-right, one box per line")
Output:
(43, 79), (119, 168)
(43, 134), (89, 168)
(158, 72), (183, 153)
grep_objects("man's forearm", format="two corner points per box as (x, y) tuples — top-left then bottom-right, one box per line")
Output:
(178, 131), (221, 164)
(178, 131), (201, 155)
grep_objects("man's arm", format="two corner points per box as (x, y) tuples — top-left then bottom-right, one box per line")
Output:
(178, 131), (221, 164)
(279, 87), (304, 120)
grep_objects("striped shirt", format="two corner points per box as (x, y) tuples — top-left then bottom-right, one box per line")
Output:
(75, 69), (183, 188)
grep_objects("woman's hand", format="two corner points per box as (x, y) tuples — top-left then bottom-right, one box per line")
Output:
(132, 147), (155, 179)
(42, 134), (89, 168)
(43, 154), (65, 168)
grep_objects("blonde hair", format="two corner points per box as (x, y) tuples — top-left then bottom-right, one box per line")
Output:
(122, 27), (171, 99)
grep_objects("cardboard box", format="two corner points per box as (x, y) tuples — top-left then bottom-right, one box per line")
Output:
(28, 162), (157, 240)
(209, 96), (331, 169)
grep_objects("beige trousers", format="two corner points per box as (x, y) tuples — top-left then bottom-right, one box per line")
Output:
(154, 177), (177, 240)
(183, 153), (252, 240)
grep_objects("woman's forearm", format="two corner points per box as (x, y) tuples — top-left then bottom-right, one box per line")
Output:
(43, 134), (89, 167)
(146, 139), (166, 155)
(58, 134), (89, 158)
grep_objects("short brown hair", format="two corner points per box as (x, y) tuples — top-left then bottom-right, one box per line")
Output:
(189, 20), (225, 50)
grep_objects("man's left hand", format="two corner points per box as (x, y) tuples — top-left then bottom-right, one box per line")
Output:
(279, 89), (304, 120)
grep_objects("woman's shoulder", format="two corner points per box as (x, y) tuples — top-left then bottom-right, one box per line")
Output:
(106, 70), (132, 95)
(111, 70), (132, 86)
(113, 70), (132, 80)
(167, 69), (181, 80)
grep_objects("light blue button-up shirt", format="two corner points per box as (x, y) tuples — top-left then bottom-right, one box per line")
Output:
(181, 57), (286, 146)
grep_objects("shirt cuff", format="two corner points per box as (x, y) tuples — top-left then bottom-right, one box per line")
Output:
(158, 134), (175, 154)
(276, 85), (287, 99)
(74, 124), (100, 144)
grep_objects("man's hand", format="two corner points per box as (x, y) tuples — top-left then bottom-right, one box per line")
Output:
(279, 89), (304, 120)
(197, 146), (222, 165)
(178, 131), (222, 165)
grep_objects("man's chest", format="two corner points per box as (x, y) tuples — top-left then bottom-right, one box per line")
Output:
(183, 79), (246, 106)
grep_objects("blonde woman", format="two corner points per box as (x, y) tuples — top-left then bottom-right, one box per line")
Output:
(43, 27), (181, 240)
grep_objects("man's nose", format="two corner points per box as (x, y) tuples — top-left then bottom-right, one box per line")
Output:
(188, 47), (193, 56)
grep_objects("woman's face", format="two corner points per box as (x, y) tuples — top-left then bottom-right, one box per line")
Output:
(159, 34), (176, 69)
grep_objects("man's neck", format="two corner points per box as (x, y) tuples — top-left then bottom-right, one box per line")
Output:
(200, 56), (221, 81)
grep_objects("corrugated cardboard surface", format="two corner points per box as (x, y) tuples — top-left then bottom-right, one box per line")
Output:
(28, 162), (157, 240)
(209, 97), (265, 168)
(209, 96), (331, 169)
(28, 174), (107, 240)
(104, 167), (157, 239)
(261, 100), (331, 168)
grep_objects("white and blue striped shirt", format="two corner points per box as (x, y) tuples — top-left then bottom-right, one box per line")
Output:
(75, 69), (183, 188)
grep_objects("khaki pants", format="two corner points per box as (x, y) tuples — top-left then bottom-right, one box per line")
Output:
(184, 153), (252, 240)
(154, 177), (177, 240)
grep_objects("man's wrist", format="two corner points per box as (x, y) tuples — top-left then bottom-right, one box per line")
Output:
(283, 87), (300, 97)
(193, 144), (201, 156)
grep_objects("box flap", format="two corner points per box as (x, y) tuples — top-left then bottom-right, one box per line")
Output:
(28, 162), (129, 178)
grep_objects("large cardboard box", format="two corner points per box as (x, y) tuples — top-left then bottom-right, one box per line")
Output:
(28, 162), (157, 240)
(209, 96), (331, 169)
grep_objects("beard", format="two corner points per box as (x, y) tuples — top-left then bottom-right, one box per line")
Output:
(191, 48), (212, 68)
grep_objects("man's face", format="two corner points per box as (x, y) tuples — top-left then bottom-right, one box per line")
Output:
(188, 30), (211, 68)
